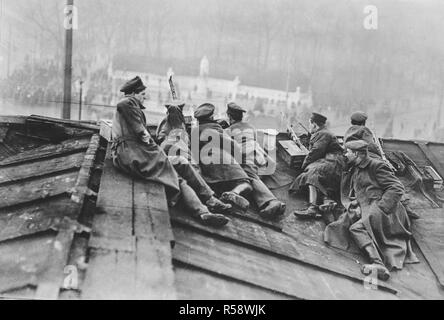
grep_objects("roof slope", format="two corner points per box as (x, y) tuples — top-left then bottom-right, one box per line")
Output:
(0, 116), (101, 299)
(1, 116), (444, 300)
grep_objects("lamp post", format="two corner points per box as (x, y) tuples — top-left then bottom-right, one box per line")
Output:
(62, 0), (74, 119)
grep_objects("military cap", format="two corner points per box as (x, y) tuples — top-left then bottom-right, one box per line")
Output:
(310, 112), (327, 125)
(227, 102), (246, 114)
(351, 111), (368, 123)
(345, 140), (369, 151)
(194, 103), (215, 120)
(120, 76), (147, 94)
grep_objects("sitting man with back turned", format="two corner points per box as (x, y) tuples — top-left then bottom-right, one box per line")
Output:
(111, 76), (230, 227)
(291, 112), (345, 222)
(344, 111), (381, 158)
(225, 102), (286, 219)
(192, 103), (253, 211)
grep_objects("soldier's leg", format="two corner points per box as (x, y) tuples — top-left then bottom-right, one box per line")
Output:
(349, 220), (390, 281)
(170, 156), (231, 213)
(294, 185), (323, 219)
(243, 165), (285, 219)
(178, 178), (230, 227)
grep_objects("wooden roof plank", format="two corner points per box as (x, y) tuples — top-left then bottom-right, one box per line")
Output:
(95, 159), (133, 210)
(133, 179), (174, 245)
(33, 135), (100, 299)
(0, 233), (54, 295)
(0, 198), (79, 243)
(35, 228), (76, 300)
(0, 172), (79, 209)
(81, 248), (137, 300)
(174, 265), (292, 300)
(0, 137), (91, 167)
(0, 116), (27, 124)
(171, 211), (398, 294)
(0, 152), (84, 185)
(135, 238), (177, 299)
(173, 227), (397, 300)
(91, 207), (133, 239)
(412, 208), (444, 288)
(28, 115), (99, 131)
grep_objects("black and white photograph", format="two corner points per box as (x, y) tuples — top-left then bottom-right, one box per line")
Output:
(0, 0), (443, 303)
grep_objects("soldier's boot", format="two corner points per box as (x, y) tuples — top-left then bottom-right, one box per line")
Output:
(259, 200), (286, 220)
(361, 244), (390, 281)
(198, 211), (231, 228)
(294, 204), (321, 219)
(206, 196), (232, 214)
(180, 179), (230, 228)
(294, 185), (321, 219)
(221, 192), (250, 211)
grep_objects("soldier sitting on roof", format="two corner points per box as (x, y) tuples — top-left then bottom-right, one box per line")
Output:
(344, 111), (381, 158)
(345, 111), (419, 220)
(291, 112), (345, 223)
(224, 102), (286, 220)
(111, 76), (231, 227)
(192, 103), (253, 211)
(324, 140), (419, 281)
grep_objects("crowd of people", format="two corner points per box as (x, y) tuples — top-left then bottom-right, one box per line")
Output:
(0, 60), (64, 106)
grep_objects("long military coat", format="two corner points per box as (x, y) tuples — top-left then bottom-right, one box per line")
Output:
(324, 156), (418, 270)
(111, 96), (181, 203)
(291, 126), (344, 199)
(192, 120), (249, 185)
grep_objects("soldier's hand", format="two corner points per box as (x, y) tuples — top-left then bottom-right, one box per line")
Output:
(348, 205), (362, 218)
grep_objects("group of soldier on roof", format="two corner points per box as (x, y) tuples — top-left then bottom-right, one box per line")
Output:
(111, 76), (419, 282)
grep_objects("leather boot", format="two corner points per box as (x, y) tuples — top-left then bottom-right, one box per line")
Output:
(198, 212), (231, 228)
(220, 191), (250, 211)
(206, 196), (232, 214)
(294, 204), (321, 219)
(361, 244), (390, 281)
(259, 200), (286, 220)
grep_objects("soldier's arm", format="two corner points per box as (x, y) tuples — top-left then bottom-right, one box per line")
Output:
(374, 162), (404, 214)
(302, 132), (330, 169)
(117, 104), (153, 143)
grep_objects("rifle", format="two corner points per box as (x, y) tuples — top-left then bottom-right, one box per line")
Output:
(168, 75), (178, 100)
(287, 124), (309, 153)
(297, 121), (310, 136)
(370, 129), (397, 172)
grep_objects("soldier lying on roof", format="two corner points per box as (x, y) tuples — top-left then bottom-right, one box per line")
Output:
(224, 102), (286, 220)
(324, 140), (419, 281)
(192, 103), (253, 212)
(111, 76), (231, 227)
(291, 112), (345, 224)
